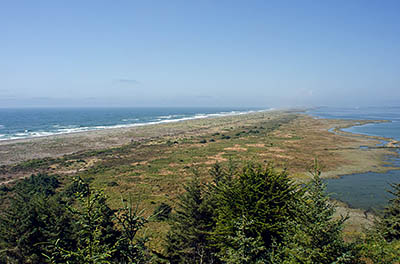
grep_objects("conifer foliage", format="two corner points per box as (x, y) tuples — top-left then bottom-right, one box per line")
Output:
(165, 175), (216, 264)
(1, 162), (399, 263)
(212, 163), (300, 254)
(0, 175), (150, 264)
(165, 161), (367, 263)
(378, 182), (400, 241)
(360, 182), (400, 263)
(269, 160), (361, 264)
(0, 174), (73, 263)
(48, 178), (120, 263)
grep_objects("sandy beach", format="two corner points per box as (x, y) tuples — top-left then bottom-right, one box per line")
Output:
(0, 110), (285, 165)
(1, 109), (398, 185)
(1, 109), (399, 246)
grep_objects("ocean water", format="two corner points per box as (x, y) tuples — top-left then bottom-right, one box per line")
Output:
(0, 107), (265, 141)
(309, 106), (400, 141)
(307, 107), (400, 211)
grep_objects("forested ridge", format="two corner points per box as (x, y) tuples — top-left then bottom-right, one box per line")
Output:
(0, 161), (399, 263)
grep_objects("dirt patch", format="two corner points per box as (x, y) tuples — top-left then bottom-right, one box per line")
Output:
(131, 161), (148, 166)
(158, 169), (173, 176)
(246, 143), (265, 148)
(267, 147), (285, 152)
(203, 152), (228, 164)
(224, 145), (247, 152)
(0, 110), (396, 248)
(272, 132), (293, 138)
(259, 153), (293, 160)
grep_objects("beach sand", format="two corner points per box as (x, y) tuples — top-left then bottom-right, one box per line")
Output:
(1, 109), (399, 244)
(1, 109), (398, 183)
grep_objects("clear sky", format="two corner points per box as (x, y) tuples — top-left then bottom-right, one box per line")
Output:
(1, 0), (400, 108)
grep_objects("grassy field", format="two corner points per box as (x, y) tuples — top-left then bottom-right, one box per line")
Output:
(1, 110), (399, 248)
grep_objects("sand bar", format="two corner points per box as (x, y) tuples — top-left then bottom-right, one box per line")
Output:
(1, 109), (398, 186)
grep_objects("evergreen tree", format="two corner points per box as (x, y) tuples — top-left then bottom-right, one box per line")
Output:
(270, 160), (361, 264)
(378, 182), (400, 242)
(219, 217), (268, 264)
(212, 163), (301, 254)
(0, 174), (73, 264)
(360, 182), (400, 263)
(114, 198), (150, 264)
(165, 175), (217, 264)
(359, 231), (400, 264)
(0, 175), (151, 263)
(13, 173), (60, 197)
(49, 178), (120, 263)
(153, 202), (172, 221)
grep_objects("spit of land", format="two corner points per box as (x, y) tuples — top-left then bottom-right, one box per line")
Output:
(1, 109), (398, 244)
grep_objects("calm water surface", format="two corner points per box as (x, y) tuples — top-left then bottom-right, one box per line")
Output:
(308, 107), (400, 211)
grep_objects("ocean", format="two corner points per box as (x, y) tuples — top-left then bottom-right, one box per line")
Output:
(0, 107), (265, 141)
(2, 106), (398, 211)
(307, 107), (400, 211)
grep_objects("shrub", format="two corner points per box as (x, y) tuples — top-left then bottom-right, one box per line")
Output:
(14, 173), (60, 197)
(154, 202), (172, 221)
(107, 181), (119, 187)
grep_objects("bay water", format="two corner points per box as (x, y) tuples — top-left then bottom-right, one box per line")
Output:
(308, 107), (400, 211)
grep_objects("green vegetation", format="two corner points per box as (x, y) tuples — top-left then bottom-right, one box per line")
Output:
(377, 182), (400, 242)
(0, 162), (399, 263)
(0, 112), (399, 263)
(163, 162), (357, 263)
(357, 182), (400, 263)
(0, 175), (150, 263)
(269, 162), (362, 263)
(153, 203), (172, 221)
(163, 162), (400, 263)
(165, 174), (216, 263)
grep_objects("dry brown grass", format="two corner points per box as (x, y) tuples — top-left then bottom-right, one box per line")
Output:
(224, 145), (248, 152)
(1, 110), (399, 247)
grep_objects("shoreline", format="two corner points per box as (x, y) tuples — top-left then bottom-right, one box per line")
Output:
(0, 109), (290, 166)
(302, 117), (400, 233)
(329, 120), (400, 175)
(0, 109), (396, 234)
(305, 117), (400, 179)
(1, 109), (397, 237)
(1, 110), (398, 185)
(0, 109), (272, 144)
(322, 121), (400, 232)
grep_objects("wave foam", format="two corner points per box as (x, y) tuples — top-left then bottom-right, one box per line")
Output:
(121, 118), (140, 122)
(0, 108), (271, 141)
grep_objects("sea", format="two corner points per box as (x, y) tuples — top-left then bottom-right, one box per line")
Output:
(0, 107), (266, 141)
(307, 106), (400, 211)
(1, 106), (398, 211)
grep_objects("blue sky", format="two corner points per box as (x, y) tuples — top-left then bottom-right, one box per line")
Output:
(1, 0), (400, 107)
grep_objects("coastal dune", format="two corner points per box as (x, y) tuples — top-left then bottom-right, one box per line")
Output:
(0, 110), (396, 184)
(1, 109), (398, 237)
